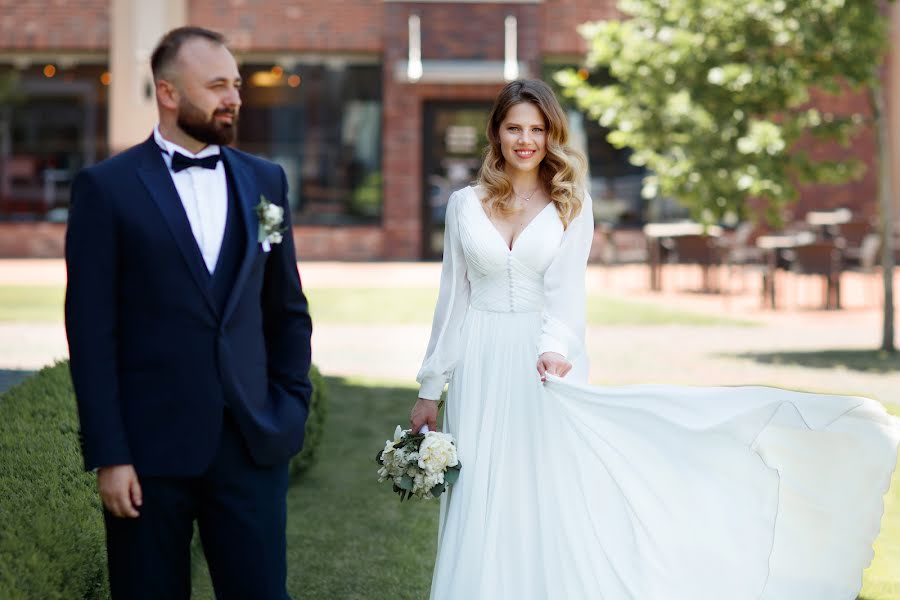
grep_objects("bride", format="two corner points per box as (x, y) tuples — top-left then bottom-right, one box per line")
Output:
(409, 79), (900, 599)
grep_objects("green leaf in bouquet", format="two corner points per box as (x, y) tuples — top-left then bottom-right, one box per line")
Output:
(399, 475), (414, 491)
(444, 466), (461, 485)
(376, 450), (385, 465)
(431, 482), (446, 498)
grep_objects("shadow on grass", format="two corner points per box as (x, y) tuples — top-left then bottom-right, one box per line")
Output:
(729, 349), (900, 374)
(0, 369), (36, 395)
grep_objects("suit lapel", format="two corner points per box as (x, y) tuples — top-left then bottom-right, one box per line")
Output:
(136, 137), (219, 317)
(220, 147), (260, 323)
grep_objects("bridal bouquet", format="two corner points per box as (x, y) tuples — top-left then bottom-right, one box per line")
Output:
(376, 426), (461, 501)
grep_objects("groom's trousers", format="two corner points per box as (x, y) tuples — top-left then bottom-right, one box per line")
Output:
(103, 409), (291, 599)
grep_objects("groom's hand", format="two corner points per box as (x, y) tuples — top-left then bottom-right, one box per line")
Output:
(411, 398), (439, 433)
(537, 352), (572, 382)
(97, 464), (143, 518)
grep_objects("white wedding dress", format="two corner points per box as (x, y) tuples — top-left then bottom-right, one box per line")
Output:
(417, 186), (900, 600)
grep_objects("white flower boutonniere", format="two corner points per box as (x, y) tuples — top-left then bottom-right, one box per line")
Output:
(255, 195), (285, 252)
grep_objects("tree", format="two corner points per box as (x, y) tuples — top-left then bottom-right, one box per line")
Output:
(557, 0), (896, 351)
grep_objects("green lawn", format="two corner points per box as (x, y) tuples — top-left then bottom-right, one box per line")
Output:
(0, 285), (65, 322)
(862, 402), (900, 600)
(0, 285), (752, 327)
(186, 376), (899, 599)
(191, 377), (439, 599)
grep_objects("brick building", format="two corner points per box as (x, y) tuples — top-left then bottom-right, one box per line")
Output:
(0, 1), (898, 259)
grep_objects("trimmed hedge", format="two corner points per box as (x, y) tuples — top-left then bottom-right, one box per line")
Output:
(291, 364), (329, 478)
(0, 361), (328, 599)
(0, 362), (108, 600)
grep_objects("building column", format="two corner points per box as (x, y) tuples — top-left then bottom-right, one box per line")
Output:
(889, 2), (900, 218)
(109, 0), (186, 153)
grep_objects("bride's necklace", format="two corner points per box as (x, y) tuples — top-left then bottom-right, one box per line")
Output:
(513, 186), (539, 207)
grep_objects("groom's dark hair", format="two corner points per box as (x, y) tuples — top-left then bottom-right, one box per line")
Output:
(151, 26), (227, 82)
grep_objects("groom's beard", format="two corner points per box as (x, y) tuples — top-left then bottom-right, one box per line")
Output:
(177, 98), (238, 146)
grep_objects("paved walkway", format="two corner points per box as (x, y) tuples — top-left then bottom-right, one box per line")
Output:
(1, 260), (897, 406)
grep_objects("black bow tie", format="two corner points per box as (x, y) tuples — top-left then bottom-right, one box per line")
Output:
(169, 151), (221, 173)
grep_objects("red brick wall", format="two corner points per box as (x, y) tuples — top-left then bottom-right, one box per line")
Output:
(293, 225), (383, 261)
(792, 88), (878, 223)
(382, 2), (542, 259)
(0, 223), (66, 257)
(0, 0), (890, 260)
(0, 1), (109, 49)
(541, 0), (621, 57)
(188, 1), (383, 52)
(0, 224), (382, 260)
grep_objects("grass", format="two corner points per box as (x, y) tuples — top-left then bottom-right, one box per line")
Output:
(0, 285), (752, 327)
(0, 285), (65, 322)
(190, 377), (439, 599)
(861, 397), (900, 600)
(183, 376), (900, 600)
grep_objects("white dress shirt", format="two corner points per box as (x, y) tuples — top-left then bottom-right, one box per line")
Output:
(154, 125), (228, 274)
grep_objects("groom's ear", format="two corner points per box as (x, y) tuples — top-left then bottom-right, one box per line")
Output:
(155, 79), (179, 111)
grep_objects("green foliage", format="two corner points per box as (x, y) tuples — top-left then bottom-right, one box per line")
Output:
(289, 364), (329, 477)
(349, 171), (382, 217)
(556, 0), (892, 224)
(0, 70), (23, 106)
(0, 362), (109, 600)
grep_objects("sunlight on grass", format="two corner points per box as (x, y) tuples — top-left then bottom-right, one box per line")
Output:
(0, 285), (753, 327)
(0, 285), (65, 322)
(305, 287), (753, 326)
(861, 457), (900, 600)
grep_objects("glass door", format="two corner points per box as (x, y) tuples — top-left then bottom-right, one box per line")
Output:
(422, 101), (491, 259)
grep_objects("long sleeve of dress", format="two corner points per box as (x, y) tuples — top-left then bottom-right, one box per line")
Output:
(538, 192), (594, 360)
(417, 191), (471, 400)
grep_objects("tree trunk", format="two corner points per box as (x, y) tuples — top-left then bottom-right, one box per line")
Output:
(869, 77), (896, 353)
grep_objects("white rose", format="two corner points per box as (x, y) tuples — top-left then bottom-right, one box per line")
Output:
(424, 472), (443, 489)
(264, 203), (284, 223)
(417, 432), (459, 473)
(382, 439), (396, 456)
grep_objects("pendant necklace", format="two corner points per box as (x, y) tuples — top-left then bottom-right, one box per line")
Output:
(513, 187), (539, 206)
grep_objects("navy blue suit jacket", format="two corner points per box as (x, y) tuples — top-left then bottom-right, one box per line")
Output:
(65, 136), (313, 476)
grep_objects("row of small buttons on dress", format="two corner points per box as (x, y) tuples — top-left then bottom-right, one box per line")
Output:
(507, 254), (517, 312)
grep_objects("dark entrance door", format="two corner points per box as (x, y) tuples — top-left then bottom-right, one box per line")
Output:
(422, 101), (492, 259)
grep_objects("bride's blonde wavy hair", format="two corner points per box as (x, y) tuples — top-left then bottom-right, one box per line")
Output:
(477, 79), (587, 229)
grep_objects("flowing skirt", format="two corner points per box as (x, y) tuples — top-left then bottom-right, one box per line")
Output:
(429, 308), (900, 600)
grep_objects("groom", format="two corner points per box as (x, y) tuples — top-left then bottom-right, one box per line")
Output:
(64, 26), (312, 599)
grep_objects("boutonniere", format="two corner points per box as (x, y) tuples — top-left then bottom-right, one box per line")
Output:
(255, 195), (285, 252)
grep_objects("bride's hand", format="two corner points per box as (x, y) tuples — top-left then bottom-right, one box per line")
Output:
(410, 398), (439, 433)
(537, 352), (572, 382)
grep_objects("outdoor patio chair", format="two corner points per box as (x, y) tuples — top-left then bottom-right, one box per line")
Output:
(663, 233), (722, 293)
(721, 222), (765, 293)
(831, 220), (872, 266)
(788, 241), (843, 310)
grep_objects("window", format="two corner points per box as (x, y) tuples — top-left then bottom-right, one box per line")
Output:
(0, 64), (109, 222)
(237, 62), (382, 225)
